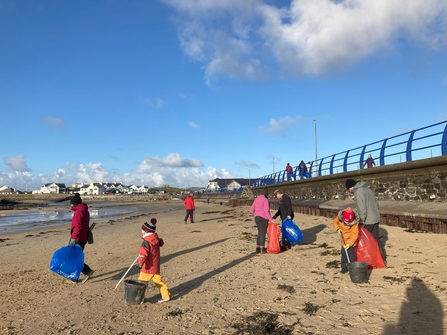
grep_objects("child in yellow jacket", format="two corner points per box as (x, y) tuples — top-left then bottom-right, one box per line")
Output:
(333, 207), (359, 274)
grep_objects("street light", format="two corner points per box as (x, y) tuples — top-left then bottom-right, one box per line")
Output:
(313, 120), (318, 177)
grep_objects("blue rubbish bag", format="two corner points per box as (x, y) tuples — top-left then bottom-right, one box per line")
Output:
(281, 219), (304, 244)
(50, 245), (84, 280)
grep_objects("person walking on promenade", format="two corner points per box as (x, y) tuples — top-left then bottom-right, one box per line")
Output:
(345, 179), (386, 262)
(285, 163), (293, 182)
(250, 187), (274, 254)
(298, 160), (305, 179)
(332, 207), (359, 274)
(363, 154), (376, 168)
(272, 189), (294, 251)
(136, 219), (170, 303)
(183, 192), (195, 224)
(68, 193), (94, 284)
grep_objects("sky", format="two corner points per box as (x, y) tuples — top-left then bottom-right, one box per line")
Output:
(1, 0), (446, 191)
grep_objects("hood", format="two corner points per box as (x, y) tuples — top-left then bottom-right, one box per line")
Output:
(71, 203), (89, 211)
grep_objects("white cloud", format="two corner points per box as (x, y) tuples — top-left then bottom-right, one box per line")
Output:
(144, 97), (165, 108)
(42, 116), (66, 132)
(145, 153), (203, 167)
(164, 0), (447, 80)
(235, 160), (259, 168)
(4, 154), (29, 172)
(188, 121), (199, 128)
(259, 116), (302, 136)
(0, 154), (231, 191)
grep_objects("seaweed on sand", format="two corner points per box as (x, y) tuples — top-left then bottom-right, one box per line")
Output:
(231, 311), (296, 335)
(277, 284), (295, 294)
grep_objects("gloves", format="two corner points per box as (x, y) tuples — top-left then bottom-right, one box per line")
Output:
(343, 244), (350, 250)
(68, 239), (76, 247)
(286, 216), (291, 220)
(159, 238), (164, 247)
(337, 229), (342, 235)
(135, 264), (142, 270)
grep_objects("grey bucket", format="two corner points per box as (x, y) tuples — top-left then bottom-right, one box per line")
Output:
(124, 280), (147, 305)
(347, 262), (368, 283)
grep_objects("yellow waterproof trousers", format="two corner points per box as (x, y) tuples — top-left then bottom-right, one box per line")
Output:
(138, 273), (170, 299)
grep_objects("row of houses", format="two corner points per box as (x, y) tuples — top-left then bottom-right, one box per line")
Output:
(1, 178), (254, 197)
(33, 182), (150, 195)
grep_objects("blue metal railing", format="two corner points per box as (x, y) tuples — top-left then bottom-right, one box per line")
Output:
(254, 121), (447, 186)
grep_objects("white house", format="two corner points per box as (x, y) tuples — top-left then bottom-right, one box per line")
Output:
(85, 182), (106, 195)
(40, 183), (66, 194)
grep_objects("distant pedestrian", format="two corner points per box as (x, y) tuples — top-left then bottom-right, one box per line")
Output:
(135, 219), (170, 303)
(285, 163), (293, 182)
(306, 162), (311, 177)
(68, 193), (94, 284)
(363, 154), (376, 168)
(272, 189), (294, 251)
(250, 187), (273, 254)
(206, 197), (210, 205)
(183, 192), (195, 224)
(298, 160), (305, 179)
(333, 207), (359, 274)
(345, 179), (386, 263)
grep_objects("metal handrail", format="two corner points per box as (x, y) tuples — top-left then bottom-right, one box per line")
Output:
(254, 121), (447, 186)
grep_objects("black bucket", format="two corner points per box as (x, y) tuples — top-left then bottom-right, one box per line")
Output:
(124, 280), (147, 305)
(347, 262), (368, 283)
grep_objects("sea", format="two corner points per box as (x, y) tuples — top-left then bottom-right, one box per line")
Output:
(0, 207), (135, 234)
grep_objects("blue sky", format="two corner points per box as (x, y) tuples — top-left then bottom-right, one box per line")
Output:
(1, 0), (446, 191)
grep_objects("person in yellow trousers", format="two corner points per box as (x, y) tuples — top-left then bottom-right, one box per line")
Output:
(332, 207), (359, 274)
(135, 219), (170, 303)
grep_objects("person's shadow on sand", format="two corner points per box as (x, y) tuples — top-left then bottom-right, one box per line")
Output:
(379, 226), (388, 261)
(96, 238), (230, 283)
(149, 253), (256, 302)
(299, 224), (326, 244)
(382, 278), (444, 335)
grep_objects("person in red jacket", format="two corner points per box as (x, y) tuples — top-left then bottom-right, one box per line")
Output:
(136, 219), (170, 303)
(183, 192), (195, 224)
(68, 193), (94, 283)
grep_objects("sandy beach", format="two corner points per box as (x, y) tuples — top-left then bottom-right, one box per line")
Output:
(0, 199), (446, 335)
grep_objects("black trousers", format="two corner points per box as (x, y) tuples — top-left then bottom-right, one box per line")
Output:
(254, 216), (268, 247)
(184, 210), (194, 222)
(78, 242), (92, 275)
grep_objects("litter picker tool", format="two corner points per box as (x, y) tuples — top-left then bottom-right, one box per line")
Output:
(114, 256), (139, 290)
(340, 231), (351, 263)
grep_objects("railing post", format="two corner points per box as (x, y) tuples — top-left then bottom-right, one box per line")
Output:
(442, 124), (447, 156)
(360, 145), (367, 169)
(406, 130), (416, 162)
(380, 139), (387, 166)
(330, 154), (336, 175)
(343, 150), (350, 173)
(318, 157), (324, 176)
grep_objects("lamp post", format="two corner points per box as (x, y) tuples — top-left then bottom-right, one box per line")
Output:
(313, 119), (318, 177)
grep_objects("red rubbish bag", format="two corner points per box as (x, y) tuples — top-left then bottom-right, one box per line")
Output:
(355, 225), (386, 269)
(267, 221), (281, 254)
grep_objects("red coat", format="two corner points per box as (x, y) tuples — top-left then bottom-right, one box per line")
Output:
(184, 196), (195, 210)
(137, 233), (163, 274)
(70, 203), (90, 243)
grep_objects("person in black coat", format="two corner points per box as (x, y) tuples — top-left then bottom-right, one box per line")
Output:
(272, 189), (294, 250)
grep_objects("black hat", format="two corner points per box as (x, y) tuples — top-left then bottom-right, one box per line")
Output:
(70, 193), (82, 206)
(345, 179), (357, 189)
(142, 220), (156, 233)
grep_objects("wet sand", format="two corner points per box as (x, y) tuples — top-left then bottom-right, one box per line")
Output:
(0, 200), (445, 334)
